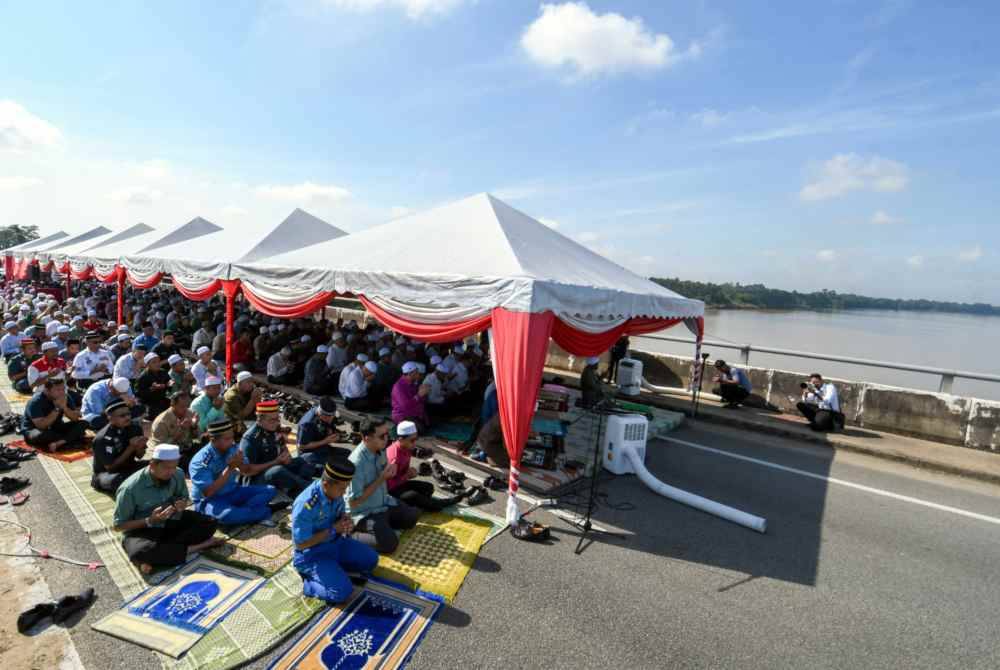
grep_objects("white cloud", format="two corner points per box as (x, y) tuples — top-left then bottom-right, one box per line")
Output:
(255, 181), (352, 202)
(389, 206), (412, 219)
(958, 246), (983, 262)
(906, 255), (924, 267)
(134, 159), (171, 180)
(816, 249), (837, 262)
(220, 204), (248, 216)
(326, 0), (466, 19)
(0, 100), (63, 152)
(691, 108), (727, 128)
(624, 106), (674, 136)
(538, 217), (561, 229)
(577, 231), (600, 243)
(0, 176), (43, 191)
(521, 2), (699, 78)
(871, 210), (903, 225)
(108, 186), (163, 205)
(800, 153), (909, 201)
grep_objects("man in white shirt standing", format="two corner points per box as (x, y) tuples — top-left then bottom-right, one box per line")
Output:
(796, 373), (843, 432)
(72, 332), (115, 390)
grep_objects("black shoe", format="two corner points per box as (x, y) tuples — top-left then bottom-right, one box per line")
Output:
(52, 588), (96, 625)
(482, 475), (506, 491)
(267, 500), (291, 513)
(17, 602), (55, 634)
(466, 486), (490, 506)
(0, 476), (29, 494)
(430, 459), (449, 483)
(440, 481), (464, 494)
(0, 457), (18, 472)
(418, 462), (432, 477)
(446, 471), (466, 485)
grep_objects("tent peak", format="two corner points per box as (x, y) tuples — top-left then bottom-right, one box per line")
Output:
(137, 216), (222, 254)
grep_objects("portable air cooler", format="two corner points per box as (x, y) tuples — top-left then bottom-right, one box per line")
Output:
(616, 357), (643, 396)
(601, 414), (648, 475)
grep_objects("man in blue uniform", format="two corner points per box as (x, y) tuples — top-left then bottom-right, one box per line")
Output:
(291, 456), (378, 603)
(189, 419), (278, 527)
(295, 397), (349, 473)
(239, 400), (313, 498)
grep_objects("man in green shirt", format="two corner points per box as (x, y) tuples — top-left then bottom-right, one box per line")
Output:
(113, 444), (222, 574)
(191, 374), (227, 435)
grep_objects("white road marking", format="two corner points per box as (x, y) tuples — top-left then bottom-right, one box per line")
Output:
(662, 436), (1000, 527)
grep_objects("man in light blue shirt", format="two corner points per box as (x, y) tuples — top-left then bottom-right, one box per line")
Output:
(347, 418), (418, 554)
(1, 321), (22, 361)
(81, 377), (141, 430)
(188, 420), (277, 527)
(712, 360), (752, 408)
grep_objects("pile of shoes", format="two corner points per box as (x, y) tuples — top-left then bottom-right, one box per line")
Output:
(429, 459), (489, 505)
(269, 391), (314, 424)
(0, 443), (34, 472)
(17, 588), (96, 634)
(510, 518), (550, 542)
(1, 475), (30, 505)
(411, 445), (433, 459)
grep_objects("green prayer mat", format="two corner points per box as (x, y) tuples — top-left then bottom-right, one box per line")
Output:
(429, 421), (475, 443)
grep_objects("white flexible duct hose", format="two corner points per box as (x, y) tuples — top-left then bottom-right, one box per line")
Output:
(624, 444), (767, 533)
(641, 377), (681, 394)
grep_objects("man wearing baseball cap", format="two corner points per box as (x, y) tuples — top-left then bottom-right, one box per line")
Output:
(291, 455), (378, 603)
(113, 443), (222, 574)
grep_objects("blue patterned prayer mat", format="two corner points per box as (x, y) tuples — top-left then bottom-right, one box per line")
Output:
(268, 580), (442, 670)
(92, 557), (266, 658)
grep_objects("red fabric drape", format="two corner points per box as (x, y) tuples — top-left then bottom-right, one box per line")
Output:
(116, 268), (125, 325)
(240, 282), (336, 320)
(358, 296), (492, 343)
(550, 316), (683, 356)
(94, 265), (118, 283)
(65, 274), (71, 302)
(490, 308), (554, 522)
(125, 270), (164, 289)
(3, 256), (12, 286)
(172, 278), (223, 302)
(70, 266), (94, 280)
(222, 280), (241, 383)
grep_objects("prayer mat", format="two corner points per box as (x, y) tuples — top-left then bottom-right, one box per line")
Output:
(268, 580), (441, 670)
(9, 437), (92, 462)
(443, 503), (507, 544)
(206, 508), (294, 576)
(93, 557), (265, 658)
(428, 421), (475, 443)
(373, 512), (492, 603)
(166, 564), (325, 670)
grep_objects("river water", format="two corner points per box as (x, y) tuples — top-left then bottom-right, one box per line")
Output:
(633, 309), (1000, 402)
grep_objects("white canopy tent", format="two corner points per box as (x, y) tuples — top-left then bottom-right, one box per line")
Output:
(5, 231), (69, 254)
(33, 226), (113, 266)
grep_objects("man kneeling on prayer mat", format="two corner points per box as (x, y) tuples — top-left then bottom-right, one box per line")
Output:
(92, 399), (148, 495)
(113, 444), (222, 574)
(189, 420), (280, 527)
(386, 421), (467, 511)
(348, 419), (419, 554)
(20, 371), (89, 452)
(291, 456), (379, 604)
(240, 400), (314, 499)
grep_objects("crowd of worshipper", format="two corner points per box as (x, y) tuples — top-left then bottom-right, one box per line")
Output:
(1, 278), (510, 604)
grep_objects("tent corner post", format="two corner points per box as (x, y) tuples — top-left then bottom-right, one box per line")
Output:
(221, 279), (242, 384)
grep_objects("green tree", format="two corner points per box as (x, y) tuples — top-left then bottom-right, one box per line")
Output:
(0, 225), (40, 250)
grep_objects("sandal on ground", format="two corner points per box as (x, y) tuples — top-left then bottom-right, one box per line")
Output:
(2, 446), (34, 461)
(10, 491), (29, 506)
(510, 519), (550, 542)
(0, 476), (29, 494)
(17, 602), (56, 634)
(52, 588), (96, 625)
(465, 486), (490, 506)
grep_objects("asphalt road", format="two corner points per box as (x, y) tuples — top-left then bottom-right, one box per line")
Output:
(7, 411), (1000, 669)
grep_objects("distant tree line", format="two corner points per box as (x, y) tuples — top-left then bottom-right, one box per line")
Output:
(650, 277), (1000, 316)
(0, 225), (40, 250)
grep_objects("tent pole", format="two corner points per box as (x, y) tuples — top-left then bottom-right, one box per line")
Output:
(116, 267), (125, 326)
(221, 280), (241, 384)
(65, 273), (72, 303)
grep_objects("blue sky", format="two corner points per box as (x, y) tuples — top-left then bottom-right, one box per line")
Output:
(1, 1), (998, 302)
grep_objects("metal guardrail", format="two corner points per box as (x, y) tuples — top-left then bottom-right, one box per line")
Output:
(635, 334), (1000, 394)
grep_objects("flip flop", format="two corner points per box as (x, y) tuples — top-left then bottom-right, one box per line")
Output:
(10, 491), (28, 506)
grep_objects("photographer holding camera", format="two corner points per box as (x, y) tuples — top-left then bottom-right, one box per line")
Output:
(712, 360), (752, 408)
(796, 373), (844, 432)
